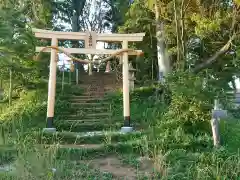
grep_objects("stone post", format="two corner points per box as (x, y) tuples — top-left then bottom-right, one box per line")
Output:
(105, 61), (111, 73)
(211, 99), (227, 147)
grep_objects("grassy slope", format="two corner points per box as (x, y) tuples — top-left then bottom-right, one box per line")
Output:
(108, 87), (166, 127)
(0, 82), (78, 165)
(108, 87), (240, 179)
(0, 86), (240, 179)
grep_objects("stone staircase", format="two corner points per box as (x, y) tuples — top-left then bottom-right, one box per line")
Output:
(57, 95), (112, 131)
(79, 72), (122, 97)
(54, 72), (122, 133)
(34, 71), (150, 180)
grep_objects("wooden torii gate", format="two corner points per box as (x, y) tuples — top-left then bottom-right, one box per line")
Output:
(33, 28), (145, 132)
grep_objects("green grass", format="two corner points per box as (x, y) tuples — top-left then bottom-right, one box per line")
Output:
(0, 85), (240, 179)
(107, 87), (166, 127)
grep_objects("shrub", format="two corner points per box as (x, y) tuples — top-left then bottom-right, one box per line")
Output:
(163, 72), (218, 124)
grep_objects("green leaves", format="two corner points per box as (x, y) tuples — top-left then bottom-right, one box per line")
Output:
(0, 5), (41, 88)
(191, 12), (225, 39)
(163, 71), (227, 124)
(234, 0), (240, 6)
(146, 0), (156, 9)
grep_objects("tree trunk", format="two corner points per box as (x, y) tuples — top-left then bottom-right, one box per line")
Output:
(211, 99), (221, 148)
(72, 11), (79, 32)
(76, 67), (79, 85)
(0, 79), (3, 100)
(62, 70), (65, 93)
(180, 0), (186, 70)
(193, 36), (234, 73)
(89, 62), (93, 75)
(231, 78), (236, 91)
(69, 71), (71, 84)
(88, 54), (94, 75)
(0, 126), (5, 145)
(71, 0), (86, 73)
(155, 4), (170, 82)
(9, 68), (12, 107)
(173, 0), (181, 65)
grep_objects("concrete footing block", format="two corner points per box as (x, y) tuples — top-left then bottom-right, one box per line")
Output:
(120, 126), (133, 133)
(42, 128), (56, 133)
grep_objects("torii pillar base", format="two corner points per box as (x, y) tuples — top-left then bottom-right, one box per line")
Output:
(121, 117), (133, 133)
(42, 128), (56, 133)
(121, 126), (133, 133)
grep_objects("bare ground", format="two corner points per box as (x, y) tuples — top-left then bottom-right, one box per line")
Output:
(83, 155), (157, 180)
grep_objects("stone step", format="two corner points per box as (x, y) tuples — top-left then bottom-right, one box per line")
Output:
(69, 98), (103, 103)
(56, 121), (122, 132)
(82, 92), (107, 95)
(69, 95), (102, 99)
(47, 136), (209, 161)
(47, 139), (154, 161)
(60, 107), (109, 116)
(62, 114), (110, 119)
(71, 102), (109, 107)
(86, 113), (111, 117)
(82, 107), (109, 110)
(79, 85), (103, 88)
(69, 97), (102, 100)
(62, 95), (105, 101)
(80, 94), (109, 98)
(80, 77), (116, 80)
(43, 140), (134, 152)
(63, 113), (111, 120)
(77, 107), (110, 113)
(77, 107), (110, 111)
(63, 119), (110, 123)
(79, 78), (113, 81)
(40, 130), (143, 145)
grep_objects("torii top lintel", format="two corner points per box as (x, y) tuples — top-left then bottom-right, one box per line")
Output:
(32, 28), (145, 42)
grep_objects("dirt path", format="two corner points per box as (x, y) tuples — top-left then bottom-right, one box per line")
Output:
(83, 155), (156, 180)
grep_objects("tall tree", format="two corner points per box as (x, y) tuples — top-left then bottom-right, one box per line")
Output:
(79, 0), (109, 32)
(104, 0), (130, 33)
(53, 0), (86, 72)
(0, 0), (53, 86)
(78, 0), (111, 74)
(0, 4), (38, 94)
(119, 0), (240, 87)
(147, 0), (171, 82)
(53, 0), (86, 32)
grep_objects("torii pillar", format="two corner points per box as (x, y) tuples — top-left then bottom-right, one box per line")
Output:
(43, 38), (58, 132)
(121, 41), (132, 132)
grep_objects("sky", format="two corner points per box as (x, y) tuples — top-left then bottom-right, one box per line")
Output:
(233, 78), (240, 90)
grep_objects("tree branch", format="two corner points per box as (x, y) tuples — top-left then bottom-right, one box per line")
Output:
(192, 35), (235, 73)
